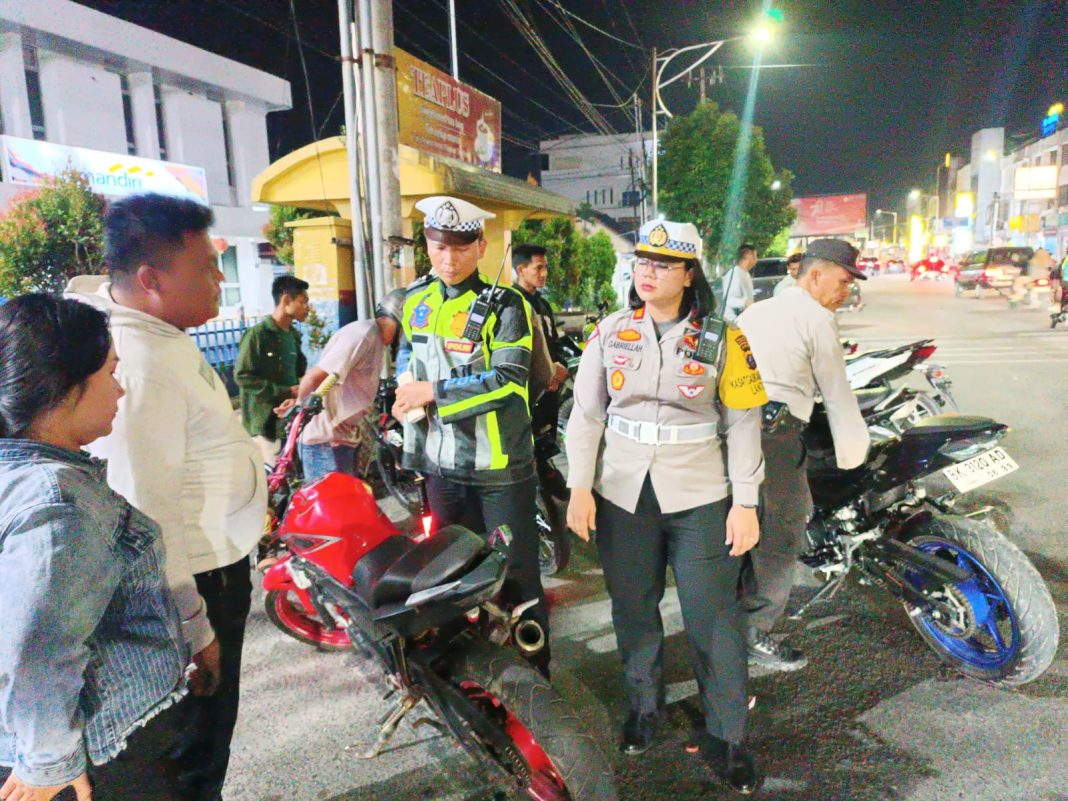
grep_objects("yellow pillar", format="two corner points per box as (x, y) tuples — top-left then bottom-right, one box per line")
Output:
(288, 216), (357, 331)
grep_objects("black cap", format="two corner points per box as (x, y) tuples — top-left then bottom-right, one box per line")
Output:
(805, 239), (866, 280)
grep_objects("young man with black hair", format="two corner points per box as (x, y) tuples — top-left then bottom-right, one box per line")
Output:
(66, 193), (267, 801)
(235, 275), (310, 467)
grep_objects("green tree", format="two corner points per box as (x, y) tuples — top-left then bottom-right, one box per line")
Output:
(0, 169), (106, 296)
(659, 102), (795, 267)
(513, 217), (619, 311)
(765, 225), (793, 257)
(574, 231), (617, 310)
(262, 204), (319, 266)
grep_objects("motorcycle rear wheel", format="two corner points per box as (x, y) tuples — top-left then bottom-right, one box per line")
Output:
(901, 516), (1058, 686)
(264, 589), (351, 652)
(444, 642), (618, 801)
(374, 440), (422, 514)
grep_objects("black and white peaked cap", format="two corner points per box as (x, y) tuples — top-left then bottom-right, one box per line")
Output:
(415, 195), (496, 233)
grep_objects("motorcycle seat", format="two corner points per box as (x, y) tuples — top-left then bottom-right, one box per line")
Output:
(901, 414), (998, 440)
(352, 526), (489, 609)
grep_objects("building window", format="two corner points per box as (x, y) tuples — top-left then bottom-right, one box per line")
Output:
(219, 246), (241, 307)
(539, 153), (549, 170)
(609, 187), (614, 205)
(1059, 184), (1068, 207)
(153, 80), (168, 160)
(119, 75), (136, 155)
(22, 44), (46, 141)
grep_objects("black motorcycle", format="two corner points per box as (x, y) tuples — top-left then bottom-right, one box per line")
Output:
(796, 406), (1058, 685)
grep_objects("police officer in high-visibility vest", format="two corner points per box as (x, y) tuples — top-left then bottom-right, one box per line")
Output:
(392, 195), (548, 668)
(566, 219), (764, 793)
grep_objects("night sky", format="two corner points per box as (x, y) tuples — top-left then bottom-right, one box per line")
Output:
(78, 0), (1067, 216)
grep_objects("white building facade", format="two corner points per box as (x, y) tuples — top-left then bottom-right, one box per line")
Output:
(953, 121), (1068, 258)
(0, 0), (292, 315)
(539, 132), (650, 236)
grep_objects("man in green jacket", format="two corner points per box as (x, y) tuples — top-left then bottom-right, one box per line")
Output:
(236, 275), (309, 466)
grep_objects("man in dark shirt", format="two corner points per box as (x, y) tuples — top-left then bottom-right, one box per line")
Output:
(235, 275), (309, 466)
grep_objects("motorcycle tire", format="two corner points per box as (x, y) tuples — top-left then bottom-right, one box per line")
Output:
(900, 515), (1058, 686)
(537, 487), (570, 576)
(556, 396), (574, 445)
(444, 641), (618, 801)
(375, 440), (422, 514)
(264, 589), (351, 652)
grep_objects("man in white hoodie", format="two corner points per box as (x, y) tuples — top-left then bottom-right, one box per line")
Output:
(67, 193), (266, 801)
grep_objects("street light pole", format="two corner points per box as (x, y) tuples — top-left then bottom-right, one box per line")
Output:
(651, 46), (657, 218)
(447, 0), (459, 80)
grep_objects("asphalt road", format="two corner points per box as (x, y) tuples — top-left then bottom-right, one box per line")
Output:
(225, 274), (1068, 801)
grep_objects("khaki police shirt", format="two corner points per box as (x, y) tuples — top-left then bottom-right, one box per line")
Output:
(565, 305), (764, 514)
(737, 286), (870, 469)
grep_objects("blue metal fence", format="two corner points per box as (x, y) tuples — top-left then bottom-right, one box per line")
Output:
(188, 315), (264, 397)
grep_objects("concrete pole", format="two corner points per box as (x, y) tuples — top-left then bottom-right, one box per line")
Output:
(356, 0), (386, 303)
(634, 94), (647, 225)
(447, 0), (459, 80)
(371, 0), (402, 293)
(337, 0), (372, 320)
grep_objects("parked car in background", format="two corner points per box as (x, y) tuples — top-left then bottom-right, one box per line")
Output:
(750, 257), (790, 302)
(954, 246), (1034, 298)
(858, 255), (881, 274)
(911, 256), (949, 281)
(885, 257), (906, 274)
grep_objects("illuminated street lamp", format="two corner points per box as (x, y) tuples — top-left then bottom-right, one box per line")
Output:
(873, 209), (898, 244)
(651, 10), (781, 214)
(770, 179), (782, 191)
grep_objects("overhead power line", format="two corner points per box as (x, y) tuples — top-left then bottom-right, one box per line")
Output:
(536, 0), (635, 104)
(546, 0), (644, 50)
(212, 0), (338, 61)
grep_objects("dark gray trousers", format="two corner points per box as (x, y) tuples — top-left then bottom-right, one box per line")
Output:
(746, 416), (812, 632)
(596, 477), (748, 743)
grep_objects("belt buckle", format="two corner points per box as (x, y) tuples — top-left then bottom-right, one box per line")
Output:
(636, 421), (659, 445)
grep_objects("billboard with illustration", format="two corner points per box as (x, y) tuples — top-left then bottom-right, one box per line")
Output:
(395, 48), (501, 173)
(790, 193), (868, 237)
(0, 135), (209, 204)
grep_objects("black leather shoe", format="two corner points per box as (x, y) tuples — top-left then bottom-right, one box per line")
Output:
(619, 710), (660, 755)
(705, 740), (761, 795)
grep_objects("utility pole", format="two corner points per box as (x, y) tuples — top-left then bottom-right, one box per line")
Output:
(337, 0), (371, 320)
(633, 93), (646, 224)
(370, 0), (401, 293)
(650, 46), (657, 218)
(698, 66), (706, 104)
(355, 0), (386, 301)
(447, 0), (459, 80)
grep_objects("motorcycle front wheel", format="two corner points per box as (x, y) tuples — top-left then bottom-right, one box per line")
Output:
(901, 515), (1058, 686)
(441, 642), (618, 801)
(264, 589), (351, 652)
(374, 439), (423, 514)
(537, 488), (570, 576)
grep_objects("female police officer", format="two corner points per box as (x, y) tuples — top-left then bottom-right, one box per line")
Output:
(565, 219), (764, 794)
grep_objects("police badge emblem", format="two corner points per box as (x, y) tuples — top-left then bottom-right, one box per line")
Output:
(647, 224), (669, 248)
(434, 201), (461, 229)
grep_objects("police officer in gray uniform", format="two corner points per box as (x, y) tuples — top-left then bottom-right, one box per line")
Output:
(566, 220), (764, 794)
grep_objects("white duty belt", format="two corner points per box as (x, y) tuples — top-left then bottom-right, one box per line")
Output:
(607, 415), (718, 445)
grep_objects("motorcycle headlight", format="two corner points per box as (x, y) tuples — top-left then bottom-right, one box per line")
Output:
(937, 433), (1006, 462)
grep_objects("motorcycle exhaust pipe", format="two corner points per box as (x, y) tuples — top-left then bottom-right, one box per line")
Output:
(512, 619), (546, 656)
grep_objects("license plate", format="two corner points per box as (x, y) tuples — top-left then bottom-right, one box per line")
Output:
(941, 447), (1018, 493)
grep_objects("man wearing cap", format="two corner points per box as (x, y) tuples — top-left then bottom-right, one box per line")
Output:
(736, 238), (870, 672)
(393, 196), (548, 667)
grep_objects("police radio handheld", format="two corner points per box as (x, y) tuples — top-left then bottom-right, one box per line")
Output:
(462, 245), (512, 342)
(692, 313), (726, 364)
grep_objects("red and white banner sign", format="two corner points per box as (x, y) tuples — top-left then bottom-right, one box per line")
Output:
(790, 193), (868, 237)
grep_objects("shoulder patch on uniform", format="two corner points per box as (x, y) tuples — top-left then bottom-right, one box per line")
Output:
(678, 384), (705, 399)
(633, 305), (646, 321)
(610, 369), (625, 391)
(410, 301), (432, 329)
(617, 328), (641, 342)
(612, 354), (630, 366)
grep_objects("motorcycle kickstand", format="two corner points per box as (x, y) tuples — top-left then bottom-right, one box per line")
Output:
(788, 574), (846, 620)
(352, 693), (420, 759)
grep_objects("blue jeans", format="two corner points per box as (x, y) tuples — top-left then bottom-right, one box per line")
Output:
(299, 442), (359, 481)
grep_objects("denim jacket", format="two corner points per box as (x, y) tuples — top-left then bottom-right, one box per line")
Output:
(0, 441), (189, 786)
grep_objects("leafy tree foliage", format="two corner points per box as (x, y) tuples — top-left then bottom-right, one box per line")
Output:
(659, 102), (795, 266)
(0, 169), (106, 295)
(514, 216), (617, 311)
(262, 204), (319, 266)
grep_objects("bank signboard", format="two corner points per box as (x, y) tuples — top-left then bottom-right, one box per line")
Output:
(0, 135), (209, 203)
(395, 48), (501, 173)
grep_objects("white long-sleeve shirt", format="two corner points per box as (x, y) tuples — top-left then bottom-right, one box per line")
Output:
(738, 286), (870, 469)
(721, 265), (754, 323)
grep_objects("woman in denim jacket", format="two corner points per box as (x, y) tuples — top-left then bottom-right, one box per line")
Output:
(0, 295), (191, 801)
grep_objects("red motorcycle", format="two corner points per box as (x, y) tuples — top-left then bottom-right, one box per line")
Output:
(261, 376), (617, 801)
